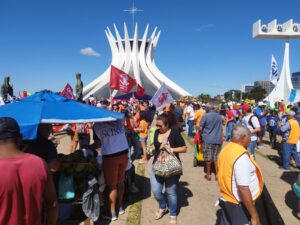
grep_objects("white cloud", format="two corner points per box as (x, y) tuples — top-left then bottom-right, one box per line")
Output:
(80, 47), (101, 57)
(194, 24), (214, 32)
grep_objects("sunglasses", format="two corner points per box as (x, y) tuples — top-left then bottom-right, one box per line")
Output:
(156, 124), (162, 128)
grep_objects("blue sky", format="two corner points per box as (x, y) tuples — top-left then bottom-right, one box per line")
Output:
(1, 0), (300, 97)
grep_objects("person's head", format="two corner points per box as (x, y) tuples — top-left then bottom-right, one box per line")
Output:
(139, 111), (147, 121)
(112, 104), (119, 112)
(0, 117), (22, 147)
(205, 103), (215, 112)
(287, 110), (296, 119)
(156, 113), (176, 133)
(194, 104), (200, 110)
(37, 123), (52, 139)
(231, 124), (251, 148)
(242, 104), (251, 114)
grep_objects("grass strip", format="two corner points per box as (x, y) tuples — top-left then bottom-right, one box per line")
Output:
(126, 163), (145, 225)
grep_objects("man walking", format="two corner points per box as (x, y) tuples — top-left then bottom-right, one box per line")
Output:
(242, 104), (261, 157)
(0, 117), (58, 225)
(217, 125), (264, 225)
(200, 104), (223, 181)
(279, 110), (300, 170)
(185, 101), (195, 137)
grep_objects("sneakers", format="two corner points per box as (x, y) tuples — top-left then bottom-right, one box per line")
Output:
(119, 207), (125, 215)
(102, 212), (117, 221)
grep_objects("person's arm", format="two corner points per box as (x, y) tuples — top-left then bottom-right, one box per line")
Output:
(167, 129), (187, 153)
(44, 171), (58, 225)
(250, 117), (261, 134)
(238, 186), (261, 225)
(280, 120), (290, 132)
(234, 155), (261, 225)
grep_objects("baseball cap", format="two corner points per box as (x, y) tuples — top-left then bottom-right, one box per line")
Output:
(242, 104), (251, 111)
(288, 110), (296, 116)
(0, 117), (21, 141)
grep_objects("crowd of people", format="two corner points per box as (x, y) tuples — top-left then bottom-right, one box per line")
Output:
(1, 95), (300, 225)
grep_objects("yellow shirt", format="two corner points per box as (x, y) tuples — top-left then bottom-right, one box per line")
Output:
(139, 120), (148, 138)
(194, 109), (205, 126)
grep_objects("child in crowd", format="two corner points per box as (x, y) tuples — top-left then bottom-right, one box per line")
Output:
(267, 111), (278, 148)
(134, 111), (148, 164)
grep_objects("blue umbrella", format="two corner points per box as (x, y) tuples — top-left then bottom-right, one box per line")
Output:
(0, 91), (123, 140)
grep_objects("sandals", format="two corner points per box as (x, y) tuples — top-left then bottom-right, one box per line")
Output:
(154, 208), (168, 220)
(204, 174), (211, 181)
(169, 216), (177, 225)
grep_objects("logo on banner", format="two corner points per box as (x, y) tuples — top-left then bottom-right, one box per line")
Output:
(158, 93), (168, 107)
(119, 74), (129, 91)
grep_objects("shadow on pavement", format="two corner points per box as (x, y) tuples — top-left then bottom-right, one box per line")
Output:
(281, 171), (300, 220)
(266, 154), (282, 167)
(177, 181), (193, 215)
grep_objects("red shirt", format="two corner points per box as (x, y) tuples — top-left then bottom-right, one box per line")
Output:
(226, 110), (234, 123)
(0, 153), (48, 225)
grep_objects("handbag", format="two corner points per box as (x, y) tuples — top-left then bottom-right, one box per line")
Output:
(153, 131), (183, 178)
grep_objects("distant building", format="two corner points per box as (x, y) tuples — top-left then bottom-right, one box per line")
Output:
(215, 93), (225, 100)
(241, 84), (254, 93)
(254, 80), (275, 95)
(291, 71), (300, 89)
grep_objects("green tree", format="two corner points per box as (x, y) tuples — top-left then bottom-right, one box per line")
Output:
(197, 93), (211, 102)
(224, 90), (241, 102)
(247, 86), (266, 102)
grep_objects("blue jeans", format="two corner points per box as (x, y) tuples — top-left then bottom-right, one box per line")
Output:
(225, 122), (235, 141)
(126, 134), (141, 157)
(247, 141), (257, 157)
(187, 119), (194, 137)
(150, 173), (179, 216)
(282, 142), (300, 169)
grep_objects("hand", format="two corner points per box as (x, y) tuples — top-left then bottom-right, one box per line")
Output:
(250, 216), (261, 225)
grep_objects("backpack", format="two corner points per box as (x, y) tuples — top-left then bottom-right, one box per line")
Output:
(248, 115), (263, 137)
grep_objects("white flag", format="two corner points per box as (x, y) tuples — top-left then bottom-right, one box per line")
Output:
(270, 54), (279, 85)
(150, 83), (175, 111)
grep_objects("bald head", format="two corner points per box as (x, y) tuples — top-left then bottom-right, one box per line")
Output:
(231, 124), (251, 147)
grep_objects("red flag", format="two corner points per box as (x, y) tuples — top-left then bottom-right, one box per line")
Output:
(23, 91), (28, 98)
(110, 65), (136, 93)
(136, 84), (145, 97)
(60, 83), (75, 99)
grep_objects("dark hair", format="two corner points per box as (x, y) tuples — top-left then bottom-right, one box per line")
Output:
(139, 111), (147, 121)
(157, 112), (176, 128)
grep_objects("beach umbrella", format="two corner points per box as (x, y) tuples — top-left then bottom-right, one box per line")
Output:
(0, 91), (123, 140)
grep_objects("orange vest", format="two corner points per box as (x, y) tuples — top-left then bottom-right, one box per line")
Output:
(217, 142), (264, 204)
(287, 119), (300, 144)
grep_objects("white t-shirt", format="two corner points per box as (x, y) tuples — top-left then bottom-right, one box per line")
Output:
(242, 114), (260, 141)
(94, 121), (129, 156)
(232, 154), (260, 202)
(186, 105), (195, 120)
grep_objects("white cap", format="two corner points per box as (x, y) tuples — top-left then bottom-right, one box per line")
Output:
(258, 101), (264, 106)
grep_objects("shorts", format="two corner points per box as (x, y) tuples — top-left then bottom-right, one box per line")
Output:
(139, 137), (146, 142)
(203, 143), (221, 161)
(103, 153), (128, 186)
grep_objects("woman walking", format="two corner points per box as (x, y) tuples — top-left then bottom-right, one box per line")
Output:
(151, 113), (187, 225)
